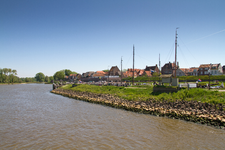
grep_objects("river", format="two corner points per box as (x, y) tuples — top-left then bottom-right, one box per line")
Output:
(0, 84), (225, 149)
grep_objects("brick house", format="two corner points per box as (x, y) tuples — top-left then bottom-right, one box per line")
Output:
(198, 64), (211, 75)
(187, 67), (198, 76)
(123, 68), (141, 78)
(144, 64), (160, 74)
(82, 71), (95, 78)
(198, 63), (223, 75)
(109, 66), (120, 76)
(161, 62), (179, 76)
(141, 70), (152, 77)
(92, 71), (107, 78)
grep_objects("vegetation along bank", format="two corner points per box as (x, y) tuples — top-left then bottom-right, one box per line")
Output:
(51, 84), (225, 129)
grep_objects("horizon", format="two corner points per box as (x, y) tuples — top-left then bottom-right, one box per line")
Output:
(1, 0), (225, 78)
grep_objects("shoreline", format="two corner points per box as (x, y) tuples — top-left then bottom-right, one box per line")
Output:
(51, 88), (225, 129)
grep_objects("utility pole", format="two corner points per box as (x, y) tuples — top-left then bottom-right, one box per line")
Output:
(121, 56), (123, 85)
(174, 28), (178, 78)
(132, 45), (135, 85)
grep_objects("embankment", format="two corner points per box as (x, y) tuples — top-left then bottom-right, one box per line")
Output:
(51, 88), (225, 129)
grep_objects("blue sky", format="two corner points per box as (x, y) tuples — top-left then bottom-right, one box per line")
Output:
(1, 0), (225, 77)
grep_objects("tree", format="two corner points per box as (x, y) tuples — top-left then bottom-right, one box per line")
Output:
(49, 76), (54, 83)
(45, 76), (49, 83)
(12, 70), (17, 76)
(35, 72), (45, 82)
(152, 72), (159, 77)
(71, 71), (78, 74)
(65, 69), (72, 76)
(8, 68), (12, 75)
(102, 69), (109, 72)
(0, 69), (3, 83)
(53, 71), (65, 80)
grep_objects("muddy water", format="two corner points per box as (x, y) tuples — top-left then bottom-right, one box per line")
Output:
(0, 84), (225, 149)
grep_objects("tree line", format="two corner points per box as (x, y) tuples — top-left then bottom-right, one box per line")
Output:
(0, 68), (19, 84)
(35, 69), (77, 83)
(0, 68), (78, 84)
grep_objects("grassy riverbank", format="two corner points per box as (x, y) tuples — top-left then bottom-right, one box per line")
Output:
(61, 84), (225, 105)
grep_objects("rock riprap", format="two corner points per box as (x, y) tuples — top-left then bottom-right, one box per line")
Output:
(51, 88), (225, 129)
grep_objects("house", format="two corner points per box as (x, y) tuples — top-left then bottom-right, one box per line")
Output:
(161, 62), (179, 76)
(123, 68), (145, 78)
(210, 63), (223, 75)
(198, 63), (223, 76)
(138, 70), (145, 76)
(68, 74), (78, 81)
(187, 67), (198, 76)
(123, 69), (138, 78)
(109, 66), (120, 76)
(123, 71), (138, 78)
(82, 71), (95, 78)
(141, 70), (152, 77)
(92, 71), (107, 78)
(198, 64), (211, 75)
(176, 68), (189, 76)
(144, 64), (160, 74)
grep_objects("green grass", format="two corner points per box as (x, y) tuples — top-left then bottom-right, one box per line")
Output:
(61, 84), (225, 105)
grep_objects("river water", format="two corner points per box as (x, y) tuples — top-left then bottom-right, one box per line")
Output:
(0, 84), (225, 149)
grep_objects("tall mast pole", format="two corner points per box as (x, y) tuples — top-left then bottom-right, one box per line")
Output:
(175, 28), (178, 78)
(121, 56), (123, 85)
(159, 53), (161, 73)
(132, 45), (135, 85)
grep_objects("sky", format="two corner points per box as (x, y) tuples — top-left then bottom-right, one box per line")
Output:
(1, 0), (225, 77)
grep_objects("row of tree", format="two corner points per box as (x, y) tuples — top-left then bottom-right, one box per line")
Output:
(0, 68), (19, 83)
(0, 68), (78, 84)
(35, 69), (77, 83)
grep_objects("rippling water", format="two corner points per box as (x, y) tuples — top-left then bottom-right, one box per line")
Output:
(0, 84), (225, 149)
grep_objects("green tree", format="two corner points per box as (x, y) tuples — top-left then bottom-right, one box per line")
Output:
(8, 68), (12, 75)
(65, 69), (72, 76)
(45, 76), (49, 83)
(0, 69), (3, 83)
(35, 72), (45, 82)
(71, 71), (78, 74)
(12, 70), (17, 76)
(49, 76), (54, 83)
(25, 77), (30, 82)
(53, 71), (65, 80)
(152, 72), (159, 77)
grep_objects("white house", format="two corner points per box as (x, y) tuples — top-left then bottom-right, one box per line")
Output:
(210, 63), (223, 75)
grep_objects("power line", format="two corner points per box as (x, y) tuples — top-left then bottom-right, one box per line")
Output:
(187, 29), (225, 44)
(179, 36), (200, 65)
(163, 43), (174, 65)
(178, 45), (190, 67)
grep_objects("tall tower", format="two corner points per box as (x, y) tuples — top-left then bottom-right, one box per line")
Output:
(159, 53), (161, 73)
(175, 28), (178, 78)
(132, 45), (135, 85)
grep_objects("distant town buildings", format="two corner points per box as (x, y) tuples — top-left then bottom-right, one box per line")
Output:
(67, 62), (224, 82)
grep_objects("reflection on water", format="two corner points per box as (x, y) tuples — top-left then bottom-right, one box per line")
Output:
(0, 84), (225, 149)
